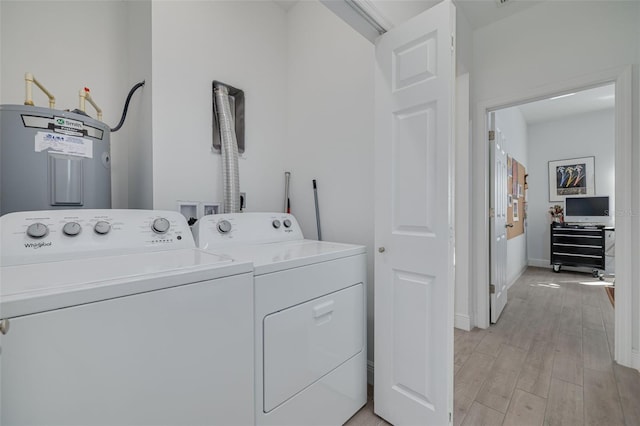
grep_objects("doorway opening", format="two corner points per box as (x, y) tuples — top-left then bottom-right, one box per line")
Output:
(488, 83), (616, 324)
(452, 71), (636, 423)
(471, 66), (633, 370)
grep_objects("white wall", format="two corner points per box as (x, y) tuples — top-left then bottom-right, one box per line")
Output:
(126, 0), (153, 210)
(0, 3), (3, 103)
(527, 108), (615, 266)
(453, 9), (474, 331)
(0, 1), (131, 208)
(470, 1), (639, 356)
(455, 8), (473, 78)
(636, 1), (640, 369)
(285, 0), (375, 364)
(495, 106), (528, 286)
(151, 1), (288, 213)
(455, 74), (471, 330)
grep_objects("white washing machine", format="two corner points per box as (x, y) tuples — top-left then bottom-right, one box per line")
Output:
(0, 209), (254, 426)
(192, 212), (367, 426)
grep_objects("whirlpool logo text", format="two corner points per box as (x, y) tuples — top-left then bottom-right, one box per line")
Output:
(24, 242), (52, 249)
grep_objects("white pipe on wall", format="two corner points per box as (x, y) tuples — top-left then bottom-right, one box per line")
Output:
(214, 84), (241, 214)
(24, 72), (55, 108)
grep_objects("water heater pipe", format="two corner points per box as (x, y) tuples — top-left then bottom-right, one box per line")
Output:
(78, 88), (103, 121)
(24, 72), (55, 108)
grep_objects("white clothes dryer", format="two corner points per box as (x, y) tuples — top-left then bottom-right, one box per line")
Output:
(192, 212), (367, 426)
(0, 209), (254, 426)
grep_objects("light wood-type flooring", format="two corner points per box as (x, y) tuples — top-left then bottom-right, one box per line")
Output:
(344, 266), (640, 426)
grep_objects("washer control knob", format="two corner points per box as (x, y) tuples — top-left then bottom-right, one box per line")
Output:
(217, 220), (232, 234)
(26, 223), (49, 239)
(283, 219), (292, 228)
(152, 218), (171, 234)
(63, 222), (82, 236)
(94, 221), (111, 235)
(272, 220), (281, 229)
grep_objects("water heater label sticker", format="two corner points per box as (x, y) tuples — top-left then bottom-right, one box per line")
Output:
(34, 132), (93, 158)
(54, 116), (84, 136)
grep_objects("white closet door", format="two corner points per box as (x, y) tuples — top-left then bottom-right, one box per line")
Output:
(374, 1), (456, 424)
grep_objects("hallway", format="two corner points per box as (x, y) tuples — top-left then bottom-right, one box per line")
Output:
(454, 267), (640, 425)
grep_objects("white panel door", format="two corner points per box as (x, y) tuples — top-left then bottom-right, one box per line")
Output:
(374, 1), (456, 424)
(489, 113), (508, 323)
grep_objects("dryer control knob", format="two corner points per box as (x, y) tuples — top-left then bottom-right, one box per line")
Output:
(217, 220), (232, 234)
(94, 221), (111, 235)
(283, 219), (292, 228)
(152, 218), (171, 234)
(63, 222), (82, 236)
(26, 223), (49, 239)
(272, 220), (281, 229)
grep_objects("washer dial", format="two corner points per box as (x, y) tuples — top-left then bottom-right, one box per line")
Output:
(152, 218), (171, 234)
(217, 220), (232, 234)
(26, 223), (49, 239)
(283, 219), (292, 228)
(272, 220), (281, 229)
(94, 221), (111, 235)
(63, 222), (82, 236)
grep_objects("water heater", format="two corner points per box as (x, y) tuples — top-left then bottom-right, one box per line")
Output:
(0, 105), (111, 216)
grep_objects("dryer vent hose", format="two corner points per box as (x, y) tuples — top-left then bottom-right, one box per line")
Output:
(214, 85), (241, 213)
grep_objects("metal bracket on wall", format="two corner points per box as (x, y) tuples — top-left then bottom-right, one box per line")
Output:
(212, 81), (245, 153)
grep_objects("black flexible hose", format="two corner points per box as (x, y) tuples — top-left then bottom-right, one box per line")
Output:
(110, 81), (145, 132)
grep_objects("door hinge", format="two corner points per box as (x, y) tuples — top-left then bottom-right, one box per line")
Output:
(489, 208), (495, 218)
(449, 412), (452, 423)
(490, 284), (496, 294)
(451, 35), (455, 52)
(488, 130), (495, 141)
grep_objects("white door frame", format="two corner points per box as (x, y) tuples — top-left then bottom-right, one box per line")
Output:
(472, 65), (634, 368)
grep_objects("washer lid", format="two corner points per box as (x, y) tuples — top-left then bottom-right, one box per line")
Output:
(208, 239), (366, 275)
(0, 248), (251, 318)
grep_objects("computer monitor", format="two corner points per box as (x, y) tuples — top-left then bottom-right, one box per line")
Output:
(564, 196), (610, 224)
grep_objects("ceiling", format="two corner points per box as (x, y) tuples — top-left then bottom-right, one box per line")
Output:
(273, 0), (547, 30)
(370, 0), (546, 30)
(455, 0), (545, 30)
(515, 84), (615, 125)
(273, 0), (298, 11)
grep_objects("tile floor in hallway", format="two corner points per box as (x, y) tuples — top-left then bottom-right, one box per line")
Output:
(344, 266), (640, 426)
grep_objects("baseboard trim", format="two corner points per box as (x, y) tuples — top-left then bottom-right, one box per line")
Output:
(367, 360), (374, 385)
(507, 265), (528, 289)
(632, 350), (640, 372)
(528, 258), (551, 269)
(455, 313), (471, 331)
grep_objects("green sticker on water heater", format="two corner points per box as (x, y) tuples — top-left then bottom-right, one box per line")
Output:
(54, 116), (84, 136)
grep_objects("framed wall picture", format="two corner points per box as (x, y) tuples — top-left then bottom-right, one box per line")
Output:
(548, 156), (595, 202)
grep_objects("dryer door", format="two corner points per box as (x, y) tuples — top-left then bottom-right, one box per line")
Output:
(262, 283), (364, 412)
